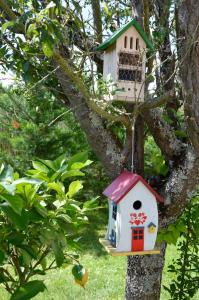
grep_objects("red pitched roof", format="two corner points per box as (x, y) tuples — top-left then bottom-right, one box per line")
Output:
(103, 171), (163, 204)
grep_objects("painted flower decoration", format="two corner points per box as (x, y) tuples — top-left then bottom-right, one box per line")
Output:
(129, 212), (147, 225)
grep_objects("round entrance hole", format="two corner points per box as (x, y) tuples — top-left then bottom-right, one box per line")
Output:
(133, 200), (142, 210)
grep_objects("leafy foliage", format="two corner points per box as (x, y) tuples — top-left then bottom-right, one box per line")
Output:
(144, 136), (169, 177)
(161, 195), (199, 299)
(0, 153), (96, 299)
(0, 85), (89, 171)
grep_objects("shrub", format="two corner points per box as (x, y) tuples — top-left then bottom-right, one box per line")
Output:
(0, 152), (96, 299)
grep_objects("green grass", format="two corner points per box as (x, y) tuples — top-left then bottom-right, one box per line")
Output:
(0, 210), (198, 300)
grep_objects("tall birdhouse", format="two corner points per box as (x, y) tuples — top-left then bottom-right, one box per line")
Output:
(100, 171), (163, 256)
(96, 19), (153, 102)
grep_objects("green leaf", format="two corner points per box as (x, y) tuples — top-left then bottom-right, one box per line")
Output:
(70, 160), (92, 170)
(26, 23), (37, 37)
(67, 181), (83, 198)
(23, 62), (29, 73)
(69, 203), (81, 212)
(34, 203), (48, 218)
(176, 221), (187, 233)
(164, 231), (178, 244)
(1, 21), (15, 32)
(159, 163), (169, 176)
(52, 240), (64, 267)
(32, 161), (50, 173)
(53, 154), (66, 169)
(42, 38), (54, 57)
(103, 3), (111, 16)
(19, 245), (37, 259)
(20, 249), (32, 267)
(15, 178), (43, 185)
(72, 264), (85, 280)
(36, 159), (56, 171)
(0, 164), (14, 182)
(48, 182), (65, 194)
(45, 1), (56, 9)
(7, 232), (25, 245)
(0, 249), (5, 263)
(0, 182), (16, 195)
(0, 194), (24, 215)
(0, 204), (28, 230)
(10, 280), (46, 300)
(57, 214), (72, 223)
(83, 197), (99, 210)
(0, 272), (10, 284)
(67, 152), (88, 170)
(53, 199), (66, 209)
(26, 170), (49, 182)
(73, 1), (82, 12)
(61, 170), (85, 180)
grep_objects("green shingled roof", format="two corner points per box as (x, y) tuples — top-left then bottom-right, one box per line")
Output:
(96, 19), (153, 51)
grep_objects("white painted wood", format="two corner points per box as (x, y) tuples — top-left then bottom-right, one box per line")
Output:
(103, 25), (147, 102)
(103, 46), (117, 81)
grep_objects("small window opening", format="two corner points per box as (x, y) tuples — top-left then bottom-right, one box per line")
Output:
(133, 200), (142, 210)
(136, 38), (139, 50)
(124, 36), (127, 48)
(112, 203), (117, 220)
(133, 228), (144, 240)
(130, 37), (133, 49)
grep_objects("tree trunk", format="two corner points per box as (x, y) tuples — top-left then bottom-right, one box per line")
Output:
(126, 244), (166, 300)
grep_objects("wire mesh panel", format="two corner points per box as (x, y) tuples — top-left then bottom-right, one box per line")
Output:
(118, 69), (142, 82)
(118, 51), (143, 83)
(119, 52), (142, 66)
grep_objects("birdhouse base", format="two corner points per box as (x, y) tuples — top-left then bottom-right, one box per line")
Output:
(99, 239), (160, 256)
(103, 94), (144, 103)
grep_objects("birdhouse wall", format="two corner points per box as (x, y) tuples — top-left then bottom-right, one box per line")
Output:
(116, 181), (158, 252)
(116, 26), (146, 54)
(103, 44), (117, 84)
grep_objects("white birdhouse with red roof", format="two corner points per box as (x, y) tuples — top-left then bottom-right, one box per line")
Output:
(100, 171), (163, 255)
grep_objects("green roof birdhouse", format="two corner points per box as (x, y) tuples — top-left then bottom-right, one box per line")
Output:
(96, 19), (153, 103)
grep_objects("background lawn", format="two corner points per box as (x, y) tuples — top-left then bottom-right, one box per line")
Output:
(0, 210), (198, 300)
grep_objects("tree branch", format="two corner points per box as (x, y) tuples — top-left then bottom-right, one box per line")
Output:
(143, 0), (150, 37)
(142, 107), (185, 161)
(53, 52), (125, 178)
(0, 0), (24, 33)
(52, 51), (131, 129)
(161, 147), (199, 226)
(138, 90), (175, 111)
(91, 0), (102, 43)
(0, 0), (17, 21)
(178, 1), (199, 153)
